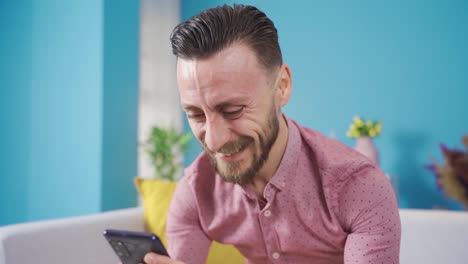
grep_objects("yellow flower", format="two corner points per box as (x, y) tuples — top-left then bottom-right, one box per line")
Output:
(346, 116), (382, 139)
(374, 122), (382, 133)
(353, 116), (364, 127)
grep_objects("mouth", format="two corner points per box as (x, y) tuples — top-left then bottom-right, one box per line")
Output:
(216, 146), (247, 162)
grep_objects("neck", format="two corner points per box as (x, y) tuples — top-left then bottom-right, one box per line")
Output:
(249, 115), (289, 197)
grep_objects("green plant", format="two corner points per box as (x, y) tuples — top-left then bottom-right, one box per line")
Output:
(145, 126), (191, 181)
(346, 116), (382, 139)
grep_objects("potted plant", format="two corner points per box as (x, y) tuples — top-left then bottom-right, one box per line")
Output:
(427, 135), (468, 210)
(346, 116), (382, 165)
(144, 126), (191, 181)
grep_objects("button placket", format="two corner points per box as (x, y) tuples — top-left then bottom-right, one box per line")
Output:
(259, 203), (282, 262)
(259, 213), (277, 262)
(258, 186), (281, 262)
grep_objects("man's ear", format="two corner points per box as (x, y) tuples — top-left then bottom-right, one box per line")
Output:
(275, 64), (292, 107)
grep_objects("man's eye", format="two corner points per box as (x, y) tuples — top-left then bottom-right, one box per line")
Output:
(223, 107), (244, 118)
(187, 113), (205, 121)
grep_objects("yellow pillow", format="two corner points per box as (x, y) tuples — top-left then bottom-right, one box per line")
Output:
(135, 178), (246, 264)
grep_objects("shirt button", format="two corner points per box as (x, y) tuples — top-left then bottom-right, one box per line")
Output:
(264, 210), (272, 217)
(272, 252), (280, 259)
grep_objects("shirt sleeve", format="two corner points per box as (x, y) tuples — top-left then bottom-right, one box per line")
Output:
(166, 176), (211, 264)
(338, 164), (401, 264)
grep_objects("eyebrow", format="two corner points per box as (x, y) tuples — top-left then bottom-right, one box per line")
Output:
(182, 105), (201, 113)
(183, 97), (248, 112)
(214, 101), (243, 110)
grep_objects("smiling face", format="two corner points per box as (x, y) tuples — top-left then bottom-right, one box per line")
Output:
(177, 43), (291, 185)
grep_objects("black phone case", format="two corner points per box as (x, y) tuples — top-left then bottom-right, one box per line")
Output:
(103, 229), (169, 264)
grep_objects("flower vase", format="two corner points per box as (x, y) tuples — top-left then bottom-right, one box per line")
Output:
(354, 136), (379, 165)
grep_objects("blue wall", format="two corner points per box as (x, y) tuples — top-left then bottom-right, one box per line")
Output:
(0, 1), (33, 225)
(182, 1), (468, 210)
(27, 0), (105, 221)
(101, 0), (140, 211)
(0, 0), (139, 226)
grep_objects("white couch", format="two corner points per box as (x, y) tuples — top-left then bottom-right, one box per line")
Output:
(1, 208), (467, 264)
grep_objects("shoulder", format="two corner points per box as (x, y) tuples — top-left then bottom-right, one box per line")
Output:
(293, 120), (373, 186)
(175, 153), (215, 201)
(292, 120), (391, 214)
(182, 152), (215, 187)
(169, 153), (216, 218)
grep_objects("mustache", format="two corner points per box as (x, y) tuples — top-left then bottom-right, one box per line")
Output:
(203, 136), (254, 155)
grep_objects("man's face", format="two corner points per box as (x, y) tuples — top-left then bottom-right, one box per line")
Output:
(176, 43), (281, 185)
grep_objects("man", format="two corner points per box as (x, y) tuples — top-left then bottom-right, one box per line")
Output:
(145, 4), (400, 264)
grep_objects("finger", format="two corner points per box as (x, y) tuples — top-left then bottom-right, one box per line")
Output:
(144, 253), (166, 264)
(144, 252), (183, 264)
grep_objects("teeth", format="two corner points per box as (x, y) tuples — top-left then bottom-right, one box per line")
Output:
(223, 150), (240, 157)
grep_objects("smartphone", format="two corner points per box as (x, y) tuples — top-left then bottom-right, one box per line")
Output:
(103, 229), (169, 264)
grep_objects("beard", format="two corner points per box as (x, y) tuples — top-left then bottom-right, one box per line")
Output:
(202, 105), (280, 185)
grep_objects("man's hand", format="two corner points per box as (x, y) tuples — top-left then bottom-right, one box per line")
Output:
(143, 253), (185, 264)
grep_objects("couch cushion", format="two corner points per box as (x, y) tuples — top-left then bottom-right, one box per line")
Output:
(399, 209), (468, 264)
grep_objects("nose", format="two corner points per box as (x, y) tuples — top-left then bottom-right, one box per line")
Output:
(204, 116), (231, 153)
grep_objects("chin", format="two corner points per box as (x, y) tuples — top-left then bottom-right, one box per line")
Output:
(218, 162), (252, 184)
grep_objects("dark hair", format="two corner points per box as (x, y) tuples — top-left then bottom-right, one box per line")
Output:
(170, 4), (282, 72)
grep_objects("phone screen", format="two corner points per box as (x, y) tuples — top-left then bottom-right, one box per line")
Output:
(103, 229), (169, 264)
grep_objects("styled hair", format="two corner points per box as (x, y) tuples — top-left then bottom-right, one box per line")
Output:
(170, 4), (283, 72)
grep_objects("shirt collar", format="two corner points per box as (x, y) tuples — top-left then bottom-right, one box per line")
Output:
(267, 115), (301, 191)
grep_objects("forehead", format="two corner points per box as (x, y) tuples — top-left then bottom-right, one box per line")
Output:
(176, 43), (271, 107)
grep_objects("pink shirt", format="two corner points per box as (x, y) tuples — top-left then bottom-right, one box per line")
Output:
(167, 117), (401, 264)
